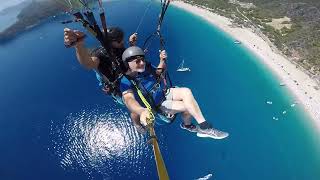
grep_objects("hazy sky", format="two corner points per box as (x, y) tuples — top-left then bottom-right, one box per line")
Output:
(0, 0), (29, 11)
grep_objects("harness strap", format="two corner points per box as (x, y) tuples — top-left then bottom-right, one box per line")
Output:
(143, 0), (171, 51)
(98, 0), (108, 33)
(95, 47), (124, 97)
(128, 78), (155, 125)
(126, 79), (170, 179)
(129, 63), (167, 108)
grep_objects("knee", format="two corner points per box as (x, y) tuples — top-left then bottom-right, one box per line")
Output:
(182, 111), (191, 118)
(181, 87), (192, 97)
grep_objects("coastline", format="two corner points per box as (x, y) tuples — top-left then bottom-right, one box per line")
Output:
(172, 1), (320, 133)
(0, 5), (20, 33)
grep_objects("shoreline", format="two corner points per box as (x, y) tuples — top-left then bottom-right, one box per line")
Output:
(0, 7), (20, 33)
(172, 1), (320, 133)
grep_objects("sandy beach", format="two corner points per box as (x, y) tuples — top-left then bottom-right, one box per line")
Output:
(172, 1), (320, 132)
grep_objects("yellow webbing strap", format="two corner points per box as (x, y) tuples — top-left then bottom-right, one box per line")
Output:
(131, 80), (169, 180)
(148, 126), (169, 180)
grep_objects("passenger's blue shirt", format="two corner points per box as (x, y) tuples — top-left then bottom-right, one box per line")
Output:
(120, 64), (165, 107)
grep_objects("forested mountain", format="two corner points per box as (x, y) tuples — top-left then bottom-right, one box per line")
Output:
(184, 0), (320, 81)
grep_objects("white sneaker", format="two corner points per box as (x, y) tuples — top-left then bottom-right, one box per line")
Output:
(180, 123), (199, 133)
(197, 128), (229, 139)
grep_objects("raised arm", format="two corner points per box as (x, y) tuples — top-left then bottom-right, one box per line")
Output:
(64, 28), (99, 70)
(75, 43), (99, 69)
(156, 50), (167, 75)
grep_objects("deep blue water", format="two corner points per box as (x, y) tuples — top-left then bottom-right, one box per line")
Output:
(0, 0), (319, 180)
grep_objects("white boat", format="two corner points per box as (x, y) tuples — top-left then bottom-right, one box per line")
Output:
(280, 83), (286, 86)
(266, 101), (273, 105)
(234, 40), (241, 44)
(177, 59), (191, 72)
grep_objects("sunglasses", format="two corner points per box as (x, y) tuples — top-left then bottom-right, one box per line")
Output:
(127, 56), (145, 64)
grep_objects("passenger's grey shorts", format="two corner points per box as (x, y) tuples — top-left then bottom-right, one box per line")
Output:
(159, 88), (177, 115)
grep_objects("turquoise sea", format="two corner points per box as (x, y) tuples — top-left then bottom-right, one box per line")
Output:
(0, 0), (319, 179)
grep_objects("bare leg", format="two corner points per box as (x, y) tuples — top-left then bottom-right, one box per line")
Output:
(169, 87), (206, 124)
(181, 111), (192, 125)
(162, 89), (229, 139)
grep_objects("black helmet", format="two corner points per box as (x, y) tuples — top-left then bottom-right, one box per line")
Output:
(107, 27), (124, 41)
(122, 46), (145, 62)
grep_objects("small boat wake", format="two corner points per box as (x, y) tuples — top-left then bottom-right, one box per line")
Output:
(234, 40), (241, 44)
(195, 173), (213, 180)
